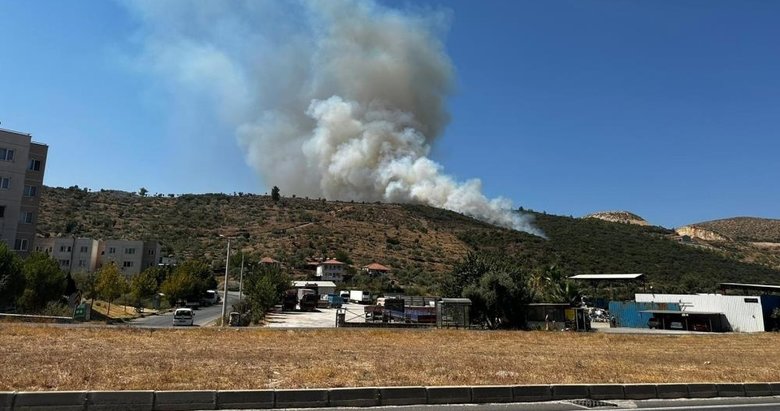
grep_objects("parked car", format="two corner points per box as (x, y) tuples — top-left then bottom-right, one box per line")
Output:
(173, 308), (194, 326)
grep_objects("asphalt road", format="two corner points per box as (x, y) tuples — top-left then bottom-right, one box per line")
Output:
(128, 291), (240, 328)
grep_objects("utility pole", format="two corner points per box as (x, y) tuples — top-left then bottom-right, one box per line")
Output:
(238, 253), (244, 303)
(221, 239), (230, 326)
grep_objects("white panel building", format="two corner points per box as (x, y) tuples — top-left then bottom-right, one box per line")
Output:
(635, 293), (766, 333)
(35, 237), (161, 276)
(34, 237), (99, 273)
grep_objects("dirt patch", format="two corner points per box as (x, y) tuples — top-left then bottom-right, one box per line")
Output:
(2, 324), (780, 391)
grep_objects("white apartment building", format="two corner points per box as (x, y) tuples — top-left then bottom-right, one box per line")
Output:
(34, 237), (161, 276)
(0, 128), (47, 256)
(97, 239), (161, 276)
(34, 237), (99, 273)
(316, 259), (346, 282)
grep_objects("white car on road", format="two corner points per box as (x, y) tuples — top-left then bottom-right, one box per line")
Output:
(173, 308), (194, 326)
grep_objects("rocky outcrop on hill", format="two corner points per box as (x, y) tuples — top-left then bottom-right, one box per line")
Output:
(675, 225), (731, 242)
(584, 211), (649, 226)
(686, 217), (780, 242)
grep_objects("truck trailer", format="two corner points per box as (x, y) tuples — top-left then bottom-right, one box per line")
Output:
(349, 290), (371, 304)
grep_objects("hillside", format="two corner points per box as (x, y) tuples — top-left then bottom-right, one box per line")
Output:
(37, 186), (780, 293)
(675, 217), (780, 271)
(683, 217), (780, 242)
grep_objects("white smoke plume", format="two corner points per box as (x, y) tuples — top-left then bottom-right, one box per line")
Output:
(127, 0), (543, 236)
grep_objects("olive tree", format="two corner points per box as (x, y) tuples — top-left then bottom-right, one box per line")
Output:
(95, 263), (128, 316)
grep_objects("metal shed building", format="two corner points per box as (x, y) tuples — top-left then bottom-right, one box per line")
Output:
(635, 293), (767, 332)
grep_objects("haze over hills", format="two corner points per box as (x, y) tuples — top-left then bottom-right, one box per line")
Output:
(36, 186), (780, 294)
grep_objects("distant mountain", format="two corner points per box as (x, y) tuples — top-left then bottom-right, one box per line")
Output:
(36, 186), (780, 294)
(584, 211), (649, 226)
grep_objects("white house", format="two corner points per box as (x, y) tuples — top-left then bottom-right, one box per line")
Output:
(316, 259), (345, 282)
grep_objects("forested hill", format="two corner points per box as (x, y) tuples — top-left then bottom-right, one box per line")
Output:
(37, 186), (780, 293)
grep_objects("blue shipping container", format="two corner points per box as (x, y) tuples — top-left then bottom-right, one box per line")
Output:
(760, 295), (780, 332)
(608, 301), (681, 328)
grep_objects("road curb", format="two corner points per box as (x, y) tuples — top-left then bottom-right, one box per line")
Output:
(623, 383), (657, 400)
(13, 391), (87, 411)
(551, 384), (590, 400)
(471, 385), (514, 403)
(687, 383), (718, 398)
(1, 382), (780, 409)
(378, 386), (427, 405)
(154, 390), (216, 411)
(274, 388), (328, 409)
(717, 383), (746, 397)
(216, 390), (274, 409)
(655, 383), (689, 399)
(588, 384), (625, 400)
(426, 386), (471, 404)
(87, 391), (154, 411)
(743, 383), (771, 397)
(1, 392), (15, 410)
(328, 387), (379, 407)
(512, 385), (552, 402)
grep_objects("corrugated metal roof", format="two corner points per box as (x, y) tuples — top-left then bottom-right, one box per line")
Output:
(440, 298), (472, 304)
(640, 309), (723, 315)
(569, 273), (644, 280)
(291, 281), (336, 288)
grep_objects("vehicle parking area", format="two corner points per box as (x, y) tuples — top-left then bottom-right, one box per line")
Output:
(265, 303), (367, 328)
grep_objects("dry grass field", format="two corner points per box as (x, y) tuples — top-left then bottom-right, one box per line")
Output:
(2, 324), (779, 391)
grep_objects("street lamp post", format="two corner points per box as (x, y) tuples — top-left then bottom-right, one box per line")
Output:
(221, 238), (231, 326)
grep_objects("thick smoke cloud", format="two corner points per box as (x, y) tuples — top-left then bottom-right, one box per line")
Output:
(128, 0), (543, 236)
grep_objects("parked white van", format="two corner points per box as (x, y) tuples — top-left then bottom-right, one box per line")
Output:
(201, 290), (220, 306)
(173, 308), (194, 326)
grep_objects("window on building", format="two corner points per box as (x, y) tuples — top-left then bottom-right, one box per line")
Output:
(125, 248), (136, 254)
(23, 185), (37, 197)
(123, 261), (134, 268)
(108, 247), (116, 254)
(0, 177), (10, 189)
(0, 148), (14, 161)
(59, 259), (70, 267)
(78, 260), (86, 267)
(0, 205), (5, 218)
(60, 245), (67, 252)
(148, 249), (155, 255)
(29, 159), (41, 171)
(80, 246), (88, 253)
(19, 211), (33, 224)
(13, 239), (28, 251)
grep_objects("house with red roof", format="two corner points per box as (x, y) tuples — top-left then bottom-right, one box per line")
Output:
(363, 262), (390, 276)
(316, 259), (345, 282)
(260, 257), (280, 267)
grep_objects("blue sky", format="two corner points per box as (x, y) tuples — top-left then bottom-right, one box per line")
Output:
(1, 1), (778, 228)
